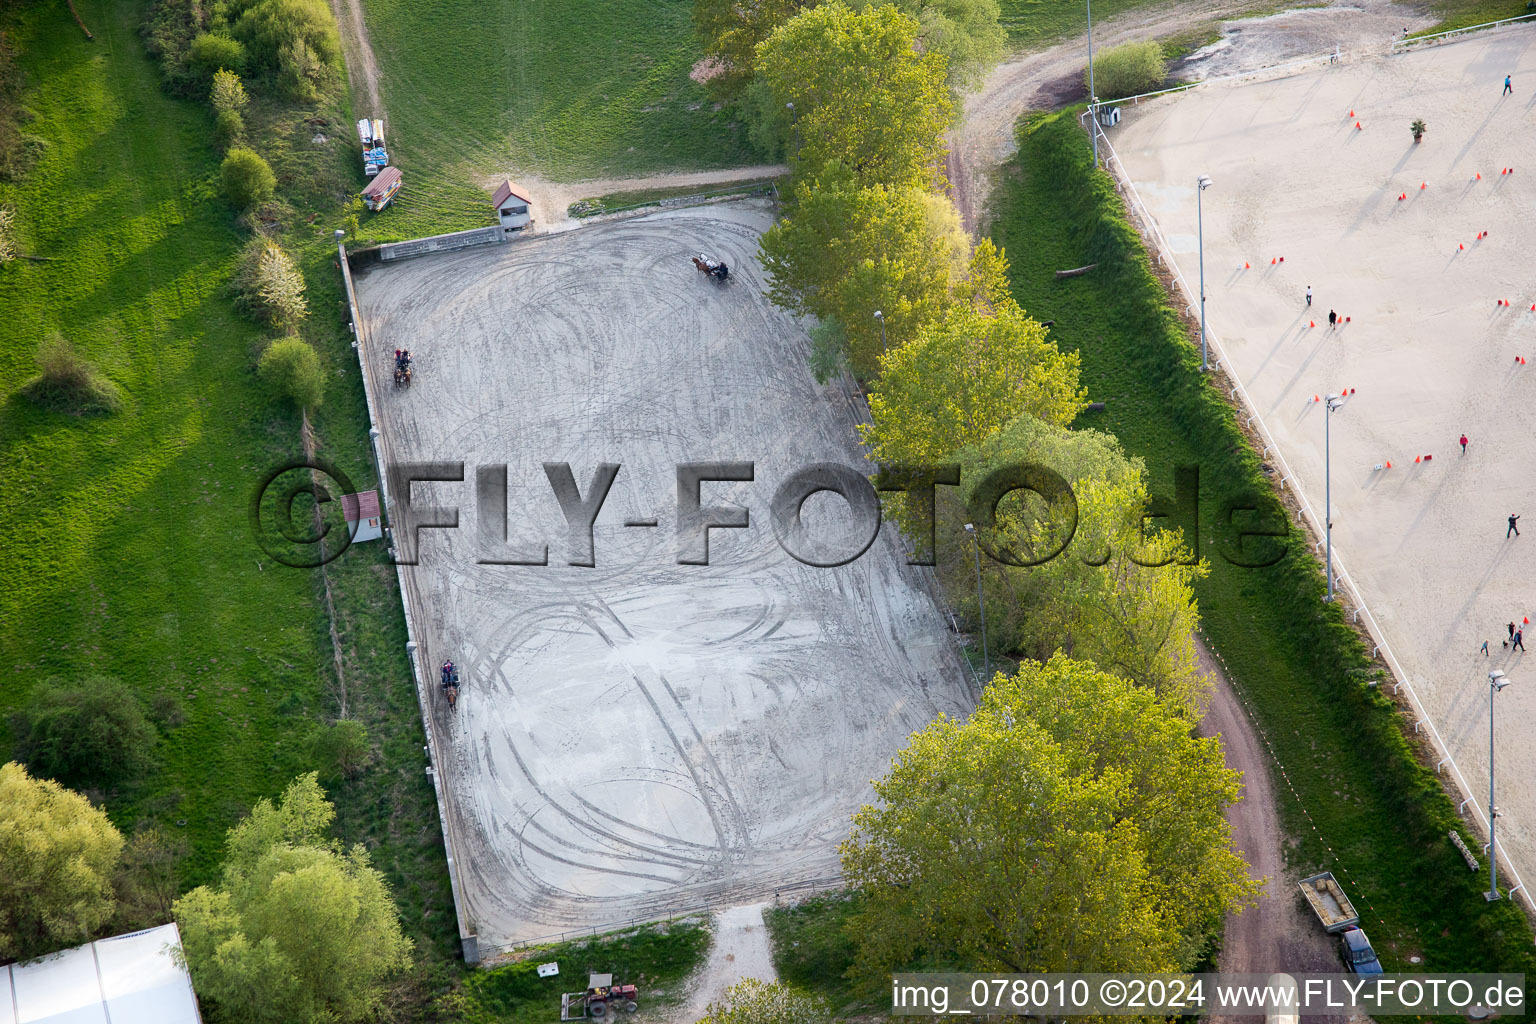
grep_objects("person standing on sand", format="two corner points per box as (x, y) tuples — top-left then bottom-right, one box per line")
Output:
(1505, 74), (1514, 96)
(1516, 629), (1526, 652)
(1507, 622), (1517, 647)
(1482, 639), (1491, 656)
(1509, 513), (1521, 537)
(1460, 434), (1469, 454)
(1328, 309), (1337, 329)
(1306, 285), (1313, 307)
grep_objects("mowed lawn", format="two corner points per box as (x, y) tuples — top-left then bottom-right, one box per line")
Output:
(358, 0), (757, 210)
(0, 0), (449, 945)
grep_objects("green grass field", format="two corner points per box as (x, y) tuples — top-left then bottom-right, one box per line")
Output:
(0, 0), (458, 987)
(356, 0), (757, 229)
(990, 108), (1536, 973)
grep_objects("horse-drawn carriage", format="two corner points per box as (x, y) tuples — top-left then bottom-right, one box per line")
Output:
(441, 660), (460, 710)
(393, 348), (413, 389)
(691, 253), (729, 282)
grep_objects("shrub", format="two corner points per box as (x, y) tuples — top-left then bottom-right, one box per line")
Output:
(220, 147), (275, 210)
(0, 204), (15, 263)
(309, 719), (369, 781)
(10, 676), (159, 788)
(210, 68), (249, 115)
(234, 237), (309, 329)
(215, 108), (245, 147)
(20, 333), (125, 415)
(258, 336), (325, 409)
(188, 32), (247, 80)
(277, 35), (337, 103)
(1087, 40), (1166, 100)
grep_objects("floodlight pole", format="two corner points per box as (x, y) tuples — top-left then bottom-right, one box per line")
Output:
(1197, 175), (1212, 370)
(964, 523), (989, 681)
(1488, 671), (1511, 901)
(1087, 0), (1099, 166)
(874, 309), (887, 355)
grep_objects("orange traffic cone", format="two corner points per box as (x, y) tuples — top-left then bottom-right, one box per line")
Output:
(1385, 460), (1392, 469)
(1313, 395), (1321, 403)
(1349, 109), (1355, 117)
(1244, 261), (1251, 268)
(1356, 121), (1363, 130)
(1415, 456), (1422, 464)
(1477, 172), (1483, 180)
(1271, 257), (1277, 264)
(1459, 243), (1465, 251)
(1310, 320), (1316, 328)
(1421, 181), (1428, 189)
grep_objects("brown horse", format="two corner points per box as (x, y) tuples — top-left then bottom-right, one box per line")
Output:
(691, 254), (729, 281)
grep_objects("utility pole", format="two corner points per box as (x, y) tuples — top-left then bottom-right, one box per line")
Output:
(1197, 174), (1212, 370)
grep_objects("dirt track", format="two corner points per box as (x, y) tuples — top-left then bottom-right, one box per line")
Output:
(327, 0), (384, 122)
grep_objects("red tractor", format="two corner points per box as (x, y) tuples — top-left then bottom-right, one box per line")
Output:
(560, 973), (639, 1019)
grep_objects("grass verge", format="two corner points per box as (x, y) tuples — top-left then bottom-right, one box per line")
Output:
(437, 920), (709, 1023)
(990, 107), (1536, 973)
(1412, 1), (1534, 37)
(0, 0), (458, 1003)
(568, 178), (778, 218)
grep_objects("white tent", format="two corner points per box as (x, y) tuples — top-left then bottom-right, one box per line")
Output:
(0, 923), (201, 1024)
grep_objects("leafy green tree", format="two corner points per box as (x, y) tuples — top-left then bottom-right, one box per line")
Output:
(1088, 40), (1166, 100)
(11, 676), (159, 788)
(849, 0), (1005, 91)
(841, 655), (1255, 984)
(693, 0), (814, 98)
(174, 774), (413, 1024)
(220, 147), (276, 210)
(189, 32), (247, 79)
(257, 337), (325, 410)
(862, 251), (1087, 464)
(222, 0), (342, 98)
(697, 979), (832, 1023)
(757, 2), (953, 189)
(0, 762), (124, 960)
(932, 414), (1209, 717)
(760, 169), (967, 377)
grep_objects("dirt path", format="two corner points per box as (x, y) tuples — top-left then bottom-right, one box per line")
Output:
(949, 0), (1432, 230)
(667, 903), (779, 1023)
(327, 0), (384, 121)
(1194, 642), (1338, 979)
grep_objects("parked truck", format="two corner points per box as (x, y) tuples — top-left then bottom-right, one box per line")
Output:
(356, 117), (388, 177)
(1299, 872), (1384, 974)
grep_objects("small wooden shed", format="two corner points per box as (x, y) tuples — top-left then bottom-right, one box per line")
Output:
(491, 179), (533, 230)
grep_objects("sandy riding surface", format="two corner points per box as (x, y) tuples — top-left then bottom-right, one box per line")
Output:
(353, 202), (974, 949)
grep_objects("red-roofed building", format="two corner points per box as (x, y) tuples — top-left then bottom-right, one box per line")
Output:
(490, 179), (533, 230)
(341, 490), (383, 543)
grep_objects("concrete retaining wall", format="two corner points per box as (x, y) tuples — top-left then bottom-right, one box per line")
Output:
(379, 225), (507, 262)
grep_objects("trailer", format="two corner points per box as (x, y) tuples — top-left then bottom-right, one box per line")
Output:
(359, 117), (388, 177)
(362, 166), (402, 211)
(1298, 871), (1359, 933)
